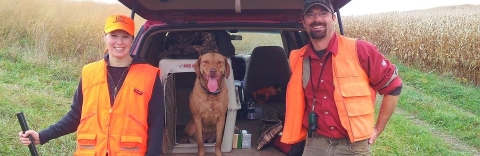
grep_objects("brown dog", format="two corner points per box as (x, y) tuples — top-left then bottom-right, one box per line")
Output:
(182, 52), (230, 156)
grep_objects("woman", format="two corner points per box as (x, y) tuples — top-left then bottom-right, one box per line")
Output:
(18, 14), (164, 155)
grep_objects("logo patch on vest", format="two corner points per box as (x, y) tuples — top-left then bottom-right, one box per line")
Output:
(134, 88), (143, 95)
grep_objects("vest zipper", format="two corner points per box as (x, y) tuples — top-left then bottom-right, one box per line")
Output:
(107, 107), (113, 155)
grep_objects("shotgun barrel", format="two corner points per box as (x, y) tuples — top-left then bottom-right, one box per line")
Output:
(16, 112), (39, 156)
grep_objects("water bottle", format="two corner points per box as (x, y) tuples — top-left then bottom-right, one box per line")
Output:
(247, 100), (255, 120)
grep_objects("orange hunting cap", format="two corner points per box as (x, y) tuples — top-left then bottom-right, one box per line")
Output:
(104, 14), (135, 36)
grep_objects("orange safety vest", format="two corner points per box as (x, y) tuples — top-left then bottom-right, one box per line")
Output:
(281, 34), (376, 144)
(75, 60), (159, 156)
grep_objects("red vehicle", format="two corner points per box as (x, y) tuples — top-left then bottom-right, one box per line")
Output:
(119, 0), (351, 155)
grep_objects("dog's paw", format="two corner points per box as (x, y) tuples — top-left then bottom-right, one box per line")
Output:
(180, 136), (189, 144)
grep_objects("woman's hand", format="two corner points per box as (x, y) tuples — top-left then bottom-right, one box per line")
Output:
(18, 130), (40, 146)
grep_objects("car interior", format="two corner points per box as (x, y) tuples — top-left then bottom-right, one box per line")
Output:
(133, 27), (310, 154)
(119, 0), (352, 154)
(108, 0), (354, 154)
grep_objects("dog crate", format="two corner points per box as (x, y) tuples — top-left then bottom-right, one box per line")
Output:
(159, 59), (240, 155)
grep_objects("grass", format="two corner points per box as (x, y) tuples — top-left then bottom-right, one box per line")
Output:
(367, 56), (480, 155)
(399, 64), (480, 116)
(2, 52), (479, 155)
(0, 0), (142, 155)
(373, 112), (471, 156)
(396, 62), (480, 150)
(0, 50), (79, 155)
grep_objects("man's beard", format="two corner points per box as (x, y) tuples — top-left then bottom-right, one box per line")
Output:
(308, 22), (327, 39)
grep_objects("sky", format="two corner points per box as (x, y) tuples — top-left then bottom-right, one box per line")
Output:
(340, 0), (480, 16)
(83, 0), (480, 16)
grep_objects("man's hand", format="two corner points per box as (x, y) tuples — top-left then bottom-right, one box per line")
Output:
(368, 126), (381, 145)
(369, 94), (399, 145)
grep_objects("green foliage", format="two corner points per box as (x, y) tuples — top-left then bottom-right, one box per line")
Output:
(396, 63), (480, 150)
(3, 50), (480, 155)
(0, 50), (78, 155)
(373, 114), (471, 156)
(398, 64), (480, 116)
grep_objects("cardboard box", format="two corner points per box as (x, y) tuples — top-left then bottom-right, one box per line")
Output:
(232, 134), (236, 148)
(232, 134), (238, 148)
(232, 134), (242, 148)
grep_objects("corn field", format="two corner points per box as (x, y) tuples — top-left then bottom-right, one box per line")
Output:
(1, 0), (479, 86)
(0, 0), (145, 64)
(342, 5), (480, 86)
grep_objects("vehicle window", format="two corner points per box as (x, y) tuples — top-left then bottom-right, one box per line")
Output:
(230, 31), (283, 55)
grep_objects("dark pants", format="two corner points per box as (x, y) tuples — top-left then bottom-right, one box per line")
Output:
(302, 134), (371, 156)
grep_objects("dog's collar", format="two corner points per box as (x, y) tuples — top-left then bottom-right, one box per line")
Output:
(199, 77), (223, 95)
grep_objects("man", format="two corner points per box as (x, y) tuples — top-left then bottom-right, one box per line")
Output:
(281, 0), (403, 155)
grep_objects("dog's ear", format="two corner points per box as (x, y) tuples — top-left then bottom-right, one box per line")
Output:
(194, 55), (202, 77)
(224, 57), (230, 79)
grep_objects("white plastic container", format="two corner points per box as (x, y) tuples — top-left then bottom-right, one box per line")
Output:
(159, 59), (240, 154)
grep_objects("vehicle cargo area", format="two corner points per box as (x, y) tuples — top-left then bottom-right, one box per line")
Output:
(138, 29), (297, 155)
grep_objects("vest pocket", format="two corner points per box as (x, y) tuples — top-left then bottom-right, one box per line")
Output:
(339, 83), (371, 98)
(121, 136), (142, 145)
(119, 136), (143, 153)
(344, 100), (374, 140)
(77, 133), (97, 146)
(344, 101), (373, 116)
(348, 113), (374, 140)
(76, 134), (97, 154)
(339, 83), (373, 115)
(339, 83), (374, 140)
(340, 84), (373, 116)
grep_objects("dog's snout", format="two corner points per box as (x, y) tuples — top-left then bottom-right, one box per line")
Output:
(209, 68), (217, 73)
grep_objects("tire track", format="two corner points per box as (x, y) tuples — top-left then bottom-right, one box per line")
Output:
(395, 108), (480, 156)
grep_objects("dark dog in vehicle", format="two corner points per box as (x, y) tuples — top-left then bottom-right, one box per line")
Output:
(181, 52), (230, 156)
(158, 31), (220, 60)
